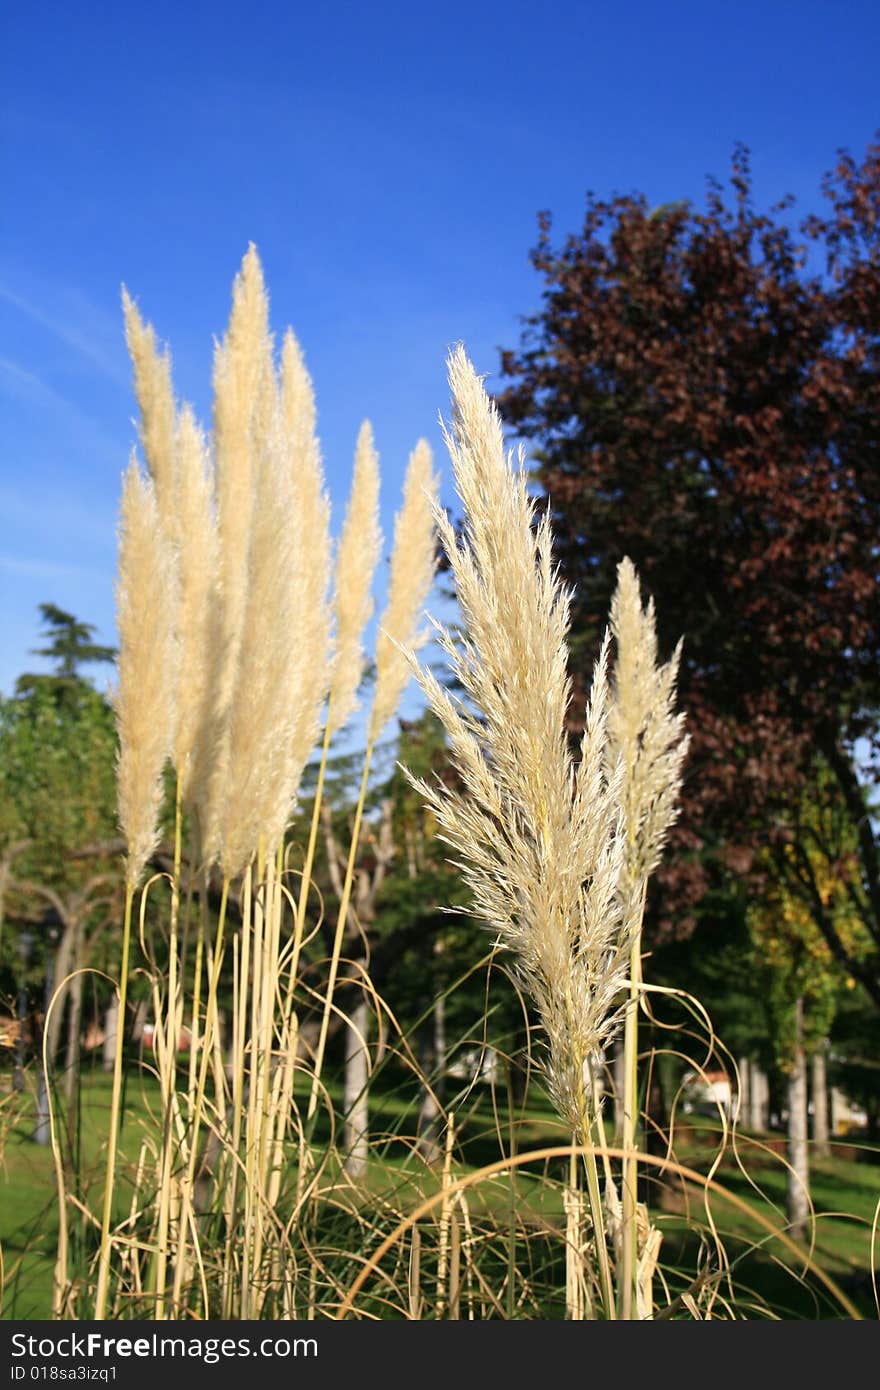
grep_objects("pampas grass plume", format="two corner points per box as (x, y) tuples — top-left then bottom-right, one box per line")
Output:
(215, 362), (296, 877)
(608, 556), (689, 905)
(202, 245), (273, 866)
(327, 420), (382, 737)
(281, 330), (333, 779)
(115, 457), (178, 887)
(406, 346), (627, 1132)
(211, 243), (272, 708)
(369, 439), (439, 741)
(122, 290), (176, 536)
(171, 405), (218, 811)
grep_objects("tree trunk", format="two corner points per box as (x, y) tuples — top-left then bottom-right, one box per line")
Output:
(343, 996), (369, 1180)
(46, 922), (74, 1064)
(737, 1056), (750, 1127)
(829, 1083), (840, 1139)
(416, 990), (448, 1163)
(811, 1047), (830, 1160)
(749, 1063), (768, 1132)
(786, 999), (810, 1241)
(103, 999), (118, 1072)
(643, 1046), (668, 1196)
(320, 795), (395, 1182)
(434, 973), (446, 1090)
(63, 923), (85, 1111)
(416, 939), (447, 1162)
(33, 943), (59, 1146)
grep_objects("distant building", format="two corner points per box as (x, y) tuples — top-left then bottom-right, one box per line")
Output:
(681, 1068), (733, 1118)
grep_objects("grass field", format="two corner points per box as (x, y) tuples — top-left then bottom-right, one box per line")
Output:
(1, 1061), (876, 1320)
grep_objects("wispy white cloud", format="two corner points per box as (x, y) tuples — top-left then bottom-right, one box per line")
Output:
(0, 355), (126, 462)
(0, 282), (128, 384)
(0, 355), (82, 410)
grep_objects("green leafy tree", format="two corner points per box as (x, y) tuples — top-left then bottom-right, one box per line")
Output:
(0, 610), (120, 1094)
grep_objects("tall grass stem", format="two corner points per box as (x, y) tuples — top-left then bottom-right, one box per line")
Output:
(94, 880), (135, 1319)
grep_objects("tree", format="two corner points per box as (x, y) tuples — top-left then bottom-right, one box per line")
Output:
(16, 603), (116, 700)
(498, 137), (880, 1005)
(747, 819), (860, 1238)
(829, 988), (880, 1138)
(0, 610), (120, 1119)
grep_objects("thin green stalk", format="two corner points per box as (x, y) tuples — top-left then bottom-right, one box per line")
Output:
(505, 1067), (517, 1320)
(182, 824), (204, 1100)
(223, 868), (251, 1314)
(94, 879), (134, 1319)
(251, 850), (285, 1315)
(577, 1102), (615, 1319)
(188, 923), (205, 1100)
(261, 842), (289, 1309)
(241, 857), (263, 1319)
(266, 842), (296, 1218)
(289, 718), (333, 993)
(169, 860), (208, 1315)
(220, 929), (243, 1318)
(263, 719), (333, 1229)
(171, 876), (229, 1315)
(566, 1146), (577, 1318)
(154, 778), (183, 1317)
(565, 981), (615, 1320)
(620, 882), (647, 1320)
(305, 738), (373, 1125)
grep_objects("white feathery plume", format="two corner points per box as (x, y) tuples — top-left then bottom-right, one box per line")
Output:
(115, 457), (178, 888)
(122, 290), (177, 537)
(202, 244), (273, 866)
(369, 439), (439, 742)
(171, 405), (219, 813)
(327, 421), (382, 738)
(608, 556), (689, 926)
(404, 346), (627, 1131)
(281, 330), (333, 780)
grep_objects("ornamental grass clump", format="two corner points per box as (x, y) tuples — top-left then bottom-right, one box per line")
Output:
(52, 263), (868, 1322)
(404, 346), (688, 1318)
(406, 349), (628, 1123)
(81, 246), (440, 1321)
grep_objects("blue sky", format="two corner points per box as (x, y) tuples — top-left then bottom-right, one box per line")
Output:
(2, 0), (878, 705)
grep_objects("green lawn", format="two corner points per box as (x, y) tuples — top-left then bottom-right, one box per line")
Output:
(1, 1067), (876, 1319)
(0, 1063), (163, 1318)
(644, 1120), (878, 1318)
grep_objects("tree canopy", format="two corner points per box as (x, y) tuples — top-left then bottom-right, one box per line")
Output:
(16, 603), (116, 701)
(498, 138), (880, 1003)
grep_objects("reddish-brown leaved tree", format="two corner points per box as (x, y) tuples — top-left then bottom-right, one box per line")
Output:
(498, 139), (880, 1005)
